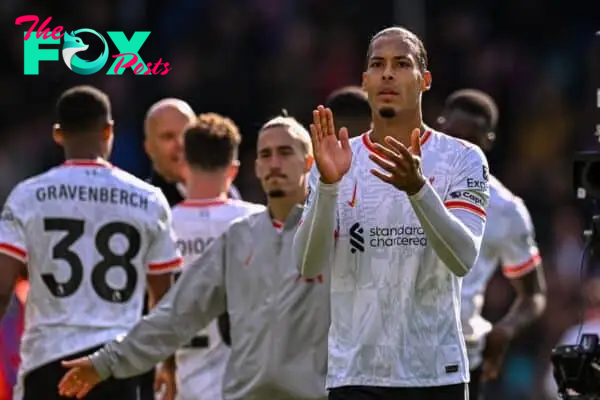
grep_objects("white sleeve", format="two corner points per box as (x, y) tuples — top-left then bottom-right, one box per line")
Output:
(0, 188), (28, 264)
(409, 146), (490, 276)
(500, 199), (542, 279)
(145, 191), (182, 275)
(293, 165), (338, 278)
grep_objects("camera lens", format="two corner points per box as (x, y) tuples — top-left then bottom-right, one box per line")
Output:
(582, 161), (600, 198)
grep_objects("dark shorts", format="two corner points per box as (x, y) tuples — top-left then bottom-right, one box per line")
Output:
(22, 345), (140, 400)
(328, 384), (468, 400)
(468, 367), (483, 400)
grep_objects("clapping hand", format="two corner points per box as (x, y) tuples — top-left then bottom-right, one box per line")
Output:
(369, 128), (426, 195)
(309, 105), (352, 184)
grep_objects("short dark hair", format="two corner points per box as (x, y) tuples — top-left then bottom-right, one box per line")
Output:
(325, 86), (370, 118)
(444, 89), (499, 131)
(56, 85), (111, 134)
(184, 113), (241, 171)
(366, 27), (428, 72)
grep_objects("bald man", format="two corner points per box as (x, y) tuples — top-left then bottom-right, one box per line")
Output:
(142, 100), (241, 400)
(145, 99), (241, 205)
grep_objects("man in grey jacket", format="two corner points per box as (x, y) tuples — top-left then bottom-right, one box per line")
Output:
(57, 115), (329, 400)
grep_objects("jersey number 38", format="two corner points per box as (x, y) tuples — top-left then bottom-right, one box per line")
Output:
(43, 217), (141, 303)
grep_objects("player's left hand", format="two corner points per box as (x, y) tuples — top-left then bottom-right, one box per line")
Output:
(58, 357), (102, 398)
(154, 362), (178, 400)
(481, 326), (512, 381)
(369, 128), (426, 195)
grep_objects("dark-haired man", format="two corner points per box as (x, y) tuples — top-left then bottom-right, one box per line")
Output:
(295, 27), (490, 399)
(0, 85), (182, 400)
(438, 89), (546, 400)
(325, 86), (371, 137)
(157, 113), (264, 400)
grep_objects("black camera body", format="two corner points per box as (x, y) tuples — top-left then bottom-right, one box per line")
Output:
(574, 151), (600, 258)
(552, 334), (600, 399)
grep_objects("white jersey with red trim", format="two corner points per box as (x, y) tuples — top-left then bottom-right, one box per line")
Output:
(172, 198), (265, 400)
(299, 129), (490, 388)
(461, 175), (541, 369)
(0, 160), (182, 377)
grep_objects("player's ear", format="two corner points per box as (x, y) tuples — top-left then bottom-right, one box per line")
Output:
(304, 154), (314, 172)
(229, 160), (240, 181)
(254, 157), (260, 179)
(422, 70), (432, 92)
(103, 121), (114, 142)
(52, 124), (63, 146)
(361, 72), (367, 91)
(483, 131), (496, 151)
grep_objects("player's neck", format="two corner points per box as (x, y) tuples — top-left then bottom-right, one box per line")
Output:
(370, 109), (423, 148)
(186, 171), (229, 201)
(268, 188), (304, 223)
(64, 150), (106, 162)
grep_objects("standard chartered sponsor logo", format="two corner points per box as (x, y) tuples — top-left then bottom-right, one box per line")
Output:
(369, 225), (427, 247)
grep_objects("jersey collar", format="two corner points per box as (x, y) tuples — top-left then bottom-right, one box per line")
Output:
(62, 159), (112, 168)
(362, 128), (432, 159)
(268, 205), (303, 232)
(179, 197), (229, 207)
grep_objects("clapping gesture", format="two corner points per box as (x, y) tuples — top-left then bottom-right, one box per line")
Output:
(309, 106), (352, 184)
(369, 129), (426, 196)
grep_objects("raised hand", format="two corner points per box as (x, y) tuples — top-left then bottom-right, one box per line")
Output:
(309, 105), (352, 184)
(58, 357), (102, 398)
(369, 128), (426, 195)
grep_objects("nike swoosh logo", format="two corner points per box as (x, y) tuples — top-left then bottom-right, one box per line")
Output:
(347, 182), (357, 207)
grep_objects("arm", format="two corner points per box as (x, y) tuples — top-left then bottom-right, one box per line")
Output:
(145, 190), (183, 308)
(409, 147), (490, 277)
(89, 231), (228, 380)
(0, 191), (29, 320)
(496, 199), (546, 338)
(293, 165), (338, 278)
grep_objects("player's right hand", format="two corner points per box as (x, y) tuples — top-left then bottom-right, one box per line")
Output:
(154, 363), (178, 400)
(310, 105), (352, 184)
(58, 357), (102, 399)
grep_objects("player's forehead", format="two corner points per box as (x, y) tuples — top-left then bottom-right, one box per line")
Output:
(369, 36), (417, 63)
(146, 108), (193, 138)
(257, 126), (299, 151)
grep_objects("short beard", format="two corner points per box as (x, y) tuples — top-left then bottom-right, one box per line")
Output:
(379, 107), (396, 119)
(267, 189), (286, 198)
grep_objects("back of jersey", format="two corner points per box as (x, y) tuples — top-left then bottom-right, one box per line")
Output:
(0, 160), (181, 376)
(171, 198), (264, 399)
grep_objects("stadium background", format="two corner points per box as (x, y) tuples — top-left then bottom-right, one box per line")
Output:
(0, 1), (598, 399)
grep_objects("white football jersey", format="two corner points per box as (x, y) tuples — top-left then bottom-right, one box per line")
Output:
(461, 175), (541, 369)
(172, 198), (265, 400)
(0, 160), (182, 377)
(302, 129), (490, 388)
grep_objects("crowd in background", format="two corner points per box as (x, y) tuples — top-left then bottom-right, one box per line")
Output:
(0, 1), (598, 399)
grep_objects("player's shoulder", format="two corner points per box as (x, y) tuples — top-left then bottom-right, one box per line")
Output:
(4, 168), (60, 203)
(227, 207), (268, 231)
(227, 199), (266, 216)
(109, 168), (163, 195)
(488, 175), (531, 224)
(430, 129), (486, 160)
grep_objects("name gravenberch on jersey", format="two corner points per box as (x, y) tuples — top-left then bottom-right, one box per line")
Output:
(35, 184), (149, 210)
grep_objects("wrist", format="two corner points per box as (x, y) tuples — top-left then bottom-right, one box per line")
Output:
(319, 176), (338, 185)
(406, 176), (426, 196)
